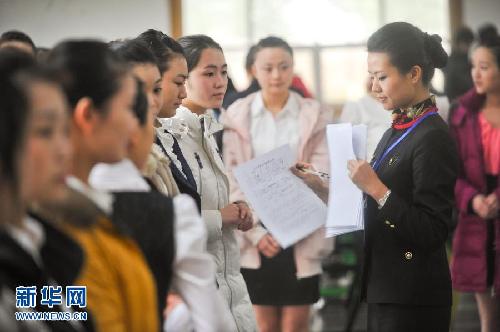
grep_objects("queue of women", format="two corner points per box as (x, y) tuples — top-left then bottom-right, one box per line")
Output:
(0, 20), (498, 332)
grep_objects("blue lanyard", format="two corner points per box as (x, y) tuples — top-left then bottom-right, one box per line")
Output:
(372, 112), (438, 171)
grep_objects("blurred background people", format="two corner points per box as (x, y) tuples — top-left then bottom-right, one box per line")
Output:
(223, 43), (313, 110)
(450, 27), (500, 332)
(223, 45), (260, 109)
(444, 26), (475, 103)
(339, 76), (391, 160)
(0, 30), (36, 56)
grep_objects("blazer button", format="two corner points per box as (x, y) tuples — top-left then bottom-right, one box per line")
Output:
(405, 251), (413, 260)
(389, 156), (397, 166)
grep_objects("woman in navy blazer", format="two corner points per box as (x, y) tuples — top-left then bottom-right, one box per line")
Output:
(295, 22), (458, 332)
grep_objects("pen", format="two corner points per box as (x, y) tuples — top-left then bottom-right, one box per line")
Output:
(296, 165), (330, 179)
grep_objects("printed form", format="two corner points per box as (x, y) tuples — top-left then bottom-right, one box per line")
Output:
(233, 145), (327, 248)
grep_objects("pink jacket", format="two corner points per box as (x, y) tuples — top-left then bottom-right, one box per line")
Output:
(450, 88), (500, 294)
(221, 91), (334, 278)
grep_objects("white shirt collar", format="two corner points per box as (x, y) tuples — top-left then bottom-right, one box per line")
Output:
(251, 91), (300, 119)
(89, 159), (151, 193)
(66, 176), (114, 215)
(6, 216), (45, 265)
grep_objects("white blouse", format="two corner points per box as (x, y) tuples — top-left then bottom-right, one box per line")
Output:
(250, 91), (301, 158)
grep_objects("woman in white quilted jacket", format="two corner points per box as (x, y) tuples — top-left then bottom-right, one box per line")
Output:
(159, 34), (257, 332)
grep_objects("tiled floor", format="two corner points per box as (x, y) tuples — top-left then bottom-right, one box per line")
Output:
(312, 292), (480, 331)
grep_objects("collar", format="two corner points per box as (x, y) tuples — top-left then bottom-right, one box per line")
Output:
(174, 106), (202, 131)
(5, 216), (45, 266)
(144, 143), (172, 177)
(200, 110), (224, 136)
(66, 176), (114, 215)
(250, 91), (300, 119)
(89, 159), (151, 193)
(157, 116), (189, 139)
(392, 96), (436, 130)
(175, 105), (224, 136)
(451, 88), (485, 127)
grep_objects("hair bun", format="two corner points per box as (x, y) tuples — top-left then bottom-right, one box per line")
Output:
(478, 24), (500, 46)
(424, 33), (447, 69)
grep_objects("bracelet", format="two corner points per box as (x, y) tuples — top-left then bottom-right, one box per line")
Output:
(377, 189), (391, 209)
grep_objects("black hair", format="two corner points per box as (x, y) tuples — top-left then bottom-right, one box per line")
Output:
(367, 22), (448, 85)
(454, 26), (474, 46)
(245, 45), (258, 72)
(0, 47), (37, 75)
(36, 46), (51, 62)
(112, 39), (159, 72)
(177, 34), (223, 72)
(477, 24), (500, 67)
(137, 29), (185, 73)
(478, 24), (498, 45)
(254, 36), (293, 58)
(132, 78), (148, 126)
(0, 30), (36, 52)
(46, 40), (129, 112)
(0, 49), (34, 192)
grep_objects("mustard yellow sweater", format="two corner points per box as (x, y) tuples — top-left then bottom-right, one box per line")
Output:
(65, 218), (159, 332)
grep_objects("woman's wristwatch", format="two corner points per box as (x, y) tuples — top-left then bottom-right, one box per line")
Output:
(377, 189), (391, 209)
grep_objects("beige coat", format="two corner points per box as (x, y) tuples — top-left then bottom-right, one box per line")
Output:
(222, 91), (334, 279)
(143, 143), (180, 196)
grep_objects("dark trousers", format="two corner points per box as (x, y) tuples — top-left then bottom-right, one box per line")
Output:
(367, 303), (451, 332)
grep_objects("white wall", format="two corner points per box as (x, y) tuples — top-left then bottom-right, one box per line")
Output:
(0, 0), (171, 48)
(463, 0), (500, 32)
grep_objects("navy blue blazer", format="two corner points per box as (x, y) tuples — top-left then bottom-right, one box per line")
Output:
(361, 114), (458, 306)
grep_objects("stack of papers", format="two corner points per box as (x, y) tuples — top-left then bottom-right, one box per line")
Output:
(233, 145), (327, 248)
(325, 124), (367, 237)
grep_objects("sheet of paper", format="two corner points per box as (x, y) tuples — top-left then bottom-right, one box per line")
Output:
(325, 124), (366, 237)
(326, 199), (364, 237)
(233, 145), (327, 248)
(352, 124), (367, 160)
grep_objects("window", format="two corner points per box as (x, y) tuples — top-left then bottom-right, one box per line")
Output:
(182, 0), (449, 105)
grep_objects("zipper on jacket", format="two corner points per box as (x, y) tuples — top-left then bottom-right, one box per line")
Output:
(201, 124), (237, 329)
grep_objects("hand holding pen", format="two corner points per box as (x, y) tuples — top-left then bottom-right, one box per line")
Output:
(295, 163), (330, 179)
(290, 162), (330, 203)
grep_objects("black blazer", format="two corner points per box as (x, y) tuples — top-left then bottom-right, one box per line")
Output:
(111, 192), (175, 323)
(362, 114), (458, 306)
(0, 215), (95, 331)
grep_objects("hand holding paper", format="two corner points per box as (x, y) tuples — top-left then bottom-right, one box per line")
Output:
(325, 124), (367, 237)
(347, 159), (388, 201)
(233, 145), (327, 248)
(290, 163), (329, 204)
